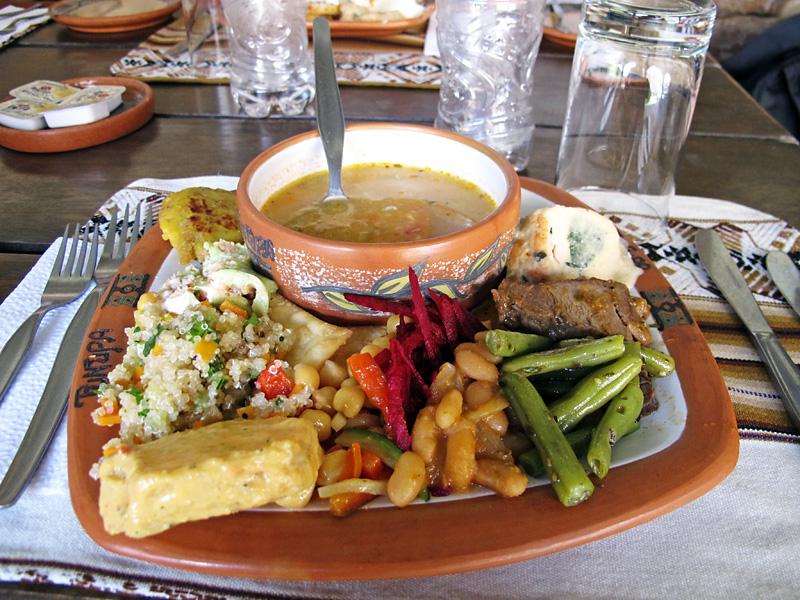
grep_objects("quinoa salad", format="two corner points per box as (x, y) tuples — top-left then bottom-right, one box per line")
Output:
(92, 241), (309, 453)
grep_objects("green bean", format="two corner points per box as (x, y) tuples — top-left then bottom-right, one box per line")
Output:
(519, 420), (642, 478)
(500, 335), (626, 377)
(530, 365), (595, 380)
(640, 345), (676, 378)
(530, 378), (579, 400)
(547, 344), (643, 433)
(500, 372), (594, 507)
(518, 427), (593, 478)
(484, 329), (553, 357)
(556, 337), (595, 347)
(586, 381), (645, 478)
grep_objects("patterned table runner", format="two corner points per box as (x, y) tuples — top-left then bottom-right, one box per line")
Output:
(584, 193), (800, 442)
(110, 18), (442, 88)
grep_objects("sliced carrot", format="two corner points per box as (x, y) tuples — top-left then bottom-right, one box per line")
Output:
(103, 444), (130, 457)
(361, 449), (386, 480)
(237, 405), (256, 419)
(342, 443), (362, 479)
(96, 413), (122, 426)
(329, 491), (375, 517)
(329, 443), (375, 516)
(220, 299), (248, 319)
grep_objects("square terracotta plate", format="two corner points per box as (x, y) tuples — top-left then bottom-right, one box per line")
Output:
(67, 177), (739, 580)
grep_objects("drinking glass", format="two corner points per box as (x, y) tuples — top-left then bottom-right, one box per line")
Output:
(180, 0), (227, 74)
(555, 0), (716, 239)
(434, 0), (547, 172)
(219, 0), (315, 117)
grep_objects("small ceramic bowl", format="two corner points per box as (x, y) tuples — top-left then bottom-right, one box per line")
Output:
(237, 123), (521, 325)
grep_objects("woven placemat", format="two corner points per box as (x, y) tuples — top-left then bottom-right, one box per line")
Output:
(110, 18), (442, 88)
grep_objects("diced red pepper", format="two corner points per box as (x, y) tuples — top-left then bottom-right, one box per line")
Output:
(254, 360), (294, 400)
(347, 353), (390, 415)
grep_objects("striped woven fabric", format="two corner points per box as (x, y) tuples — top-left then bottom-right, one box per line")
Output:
(578, 192), (800, 443)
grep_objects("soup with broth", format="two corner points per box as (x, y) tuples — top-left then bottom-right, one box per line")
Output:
(260, 163), (496, 243)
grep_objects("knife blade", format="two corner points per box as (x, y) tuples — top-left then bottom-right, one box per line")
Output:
(696, 228), (800, 431)
(766, 250), (800, 317)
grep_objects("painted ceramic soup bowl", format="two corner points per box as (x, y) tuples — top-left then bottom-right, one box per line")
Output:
(237, 123), (521, 325)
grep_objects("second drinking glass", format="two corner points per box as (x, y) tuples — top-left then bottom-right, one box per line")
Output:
(555, 0), (716, 239)
(434, 0), (547, 172)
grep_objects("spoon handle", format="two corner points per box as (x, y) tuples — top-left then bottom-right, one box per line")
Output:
(313, 17), (347, 200)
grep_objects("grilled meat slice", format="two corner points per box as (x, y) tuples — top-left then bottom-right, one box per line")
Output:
(492, 277), (652, 346)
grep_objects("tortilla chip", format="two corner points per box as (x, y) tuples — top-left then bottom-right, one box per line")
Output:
(159, 187), (243, 264)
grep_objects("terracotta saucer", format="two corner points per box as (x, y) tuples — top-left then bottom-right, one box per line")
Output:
(0, 77), (154, 153)
(49, 0), (180, 33)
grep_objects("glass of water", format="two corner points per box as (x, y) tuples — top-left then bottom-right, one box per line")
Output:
(434, 0), (547, 172)
(220, 0), (315, 118)
(555, 0), (716, 239)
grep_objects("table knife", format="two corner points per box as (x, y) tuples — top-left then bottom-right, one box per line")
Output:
(766, 250), (800, 317)
(0, 288), (99, 507)
(696, 228), (800, 431)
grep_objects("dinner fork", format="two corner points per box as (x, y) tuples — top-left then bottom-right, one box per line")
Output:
(0, 204), (153, 507)
(0, 224), (98, 406)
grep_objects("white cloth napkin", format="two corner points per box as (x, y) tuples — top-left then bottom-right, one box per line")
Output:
(1, 178), (799, 598)
(0, 5), (50, 49)
(0, 176), (237, 495)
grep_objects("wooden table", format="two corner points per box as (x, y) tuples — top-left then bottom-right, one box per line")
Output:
(2, 5), (799, 305)
(2, 7), (800, 599)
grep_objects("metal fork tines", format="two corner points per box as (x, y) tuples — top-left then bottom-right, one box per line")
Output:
(0, 224), (99, 404)
(0, 203), (153, 507)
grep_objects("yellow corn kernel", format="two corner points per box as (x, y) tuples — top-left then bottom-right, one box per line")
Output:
(151, 343), (163, 357)
(372, 335), (392, 350)
(319, 360), (348, 388)
(312, 386), (337, 411)
(332, 386), (366, 418)
(299, 409), (333, 442)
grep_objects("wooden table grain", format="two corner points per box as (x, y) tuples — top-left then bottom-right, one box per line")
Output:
(1, 7), (799, 281)
(2, 7), (800, 599)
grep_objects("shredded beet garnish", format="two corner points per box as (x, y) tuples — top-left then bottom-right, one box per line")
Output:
(344, 268), (486, 449)
(390, 337), (431, 403)
(343, 292), (414, 318)
(408, 268), (440, 365)
(429, 290), (460, 350)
